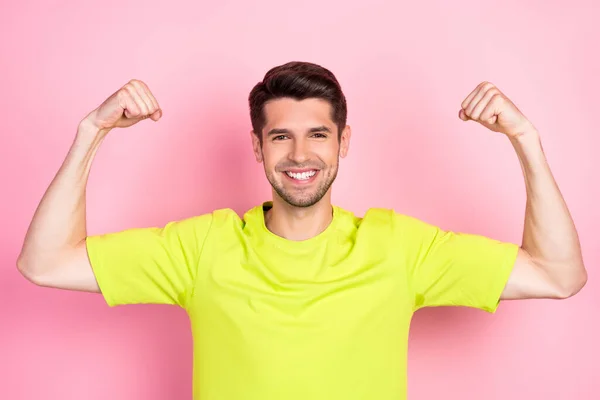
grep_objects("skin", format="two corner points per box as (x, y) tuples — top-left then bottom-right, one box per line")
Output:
(17, 79), (586, 301)
(251, 98), (351, 241)
(16, 80), (163, 292)
(458, 82), (587, 299)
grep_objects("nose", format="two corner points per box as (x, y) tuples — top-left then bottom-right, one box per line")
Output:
(289, 138), (309, 164)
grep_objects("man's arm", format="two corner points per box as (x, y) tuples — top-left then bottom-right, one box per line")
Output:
(17, 79), (162, 292)
(458, 82), (587, 300)
(500, 132), (587, 300)
(17, 120), (103, 292)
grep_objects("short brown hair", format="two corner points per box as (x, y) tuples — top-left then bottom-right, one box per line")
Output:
(248, 61), (348, 143)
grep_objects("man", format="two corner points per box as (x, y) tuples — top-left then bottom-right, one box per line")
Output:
(17, 61), (587, 399)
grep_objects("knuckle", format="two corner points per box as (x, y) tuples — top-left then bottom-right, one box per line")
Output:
(483, 82), (495, 91)
(128, 80), (143, 92)
(131, 79), (148, 90)
(117, 88), (131, 102)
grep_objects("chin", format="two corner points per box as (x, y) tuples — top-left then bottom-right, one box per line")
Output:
(284, 197), (321, 208)
(267, 170), (334, 208)
(284, 185), (332, 207)
(273, 187), (324, 208)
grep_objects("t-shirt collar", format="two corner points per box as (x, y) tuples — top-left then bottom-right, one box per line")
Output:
(243, 201), (339, 248)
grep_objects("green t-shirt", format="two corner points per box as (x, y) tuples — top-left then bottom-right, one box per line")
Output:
(86, 202), (519, 400)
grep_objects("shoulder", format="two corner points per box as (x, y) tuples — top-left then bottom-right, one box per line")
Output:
(352, 207), (439, 238)
(171, 208), (242, 235)
(335, 206), (397, 234)
(349, 207), (413, 226)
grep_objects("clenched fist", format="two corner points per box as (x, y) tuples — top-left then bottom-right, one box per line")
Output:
(458, 82), (536, 139)
(84, 79), (162, 131)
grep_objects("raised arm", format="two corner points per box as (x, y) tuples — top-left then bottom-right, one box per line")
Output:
(458, 82), (587, 300)
(17, 80), (162, 292)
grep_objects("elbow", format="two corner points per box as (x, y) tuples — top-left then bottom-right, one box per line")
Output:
(556, 268), (588, 299)
(16, 253), (29, 277)
(16, 254), (36, 283)
(16, 254), (47, 286)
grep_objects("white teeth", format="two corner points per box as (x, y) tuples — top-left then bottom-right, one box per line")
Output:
(286, 170), (316, 180)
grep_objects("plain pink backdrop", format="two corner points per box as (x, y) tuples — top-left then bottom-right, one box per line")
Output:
(1, 0), (598, 399)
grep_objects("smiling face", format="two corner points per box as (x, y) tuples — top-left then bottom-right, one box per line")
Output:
(252, 97), (351, 208)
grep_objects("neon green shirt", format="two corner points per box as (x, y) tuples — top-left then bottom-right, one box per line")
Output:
(86, 202), (519, 400)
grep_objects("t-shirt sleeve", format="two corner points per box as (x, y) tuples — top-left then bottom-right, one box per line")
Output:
(85, 213), (213, 309)
(394, 212), (519, 313)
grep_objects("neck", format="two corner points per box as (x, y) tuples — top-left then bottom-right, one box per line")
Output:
(265, 193), (334, 241)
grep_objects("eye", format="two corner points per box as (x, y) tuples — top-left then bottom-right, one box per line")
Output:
(312, 133), (327, 138)
(273, 135), (288, 141)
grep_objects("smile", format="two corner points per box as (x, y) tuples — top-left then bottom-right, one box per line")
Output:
(284, 170), (318, 181)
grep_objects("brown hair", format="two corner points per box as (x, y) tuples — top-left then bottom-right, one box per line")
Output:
(248, 61), (347, 144)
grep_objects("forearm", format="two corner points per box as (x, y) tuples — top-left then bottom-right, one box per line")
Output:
(511, 131), (587, 294)
(17, 119), (106, 277)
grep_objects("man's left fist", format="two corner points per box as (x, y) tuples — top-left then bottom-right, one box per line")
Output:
(459, 82), (536, 139)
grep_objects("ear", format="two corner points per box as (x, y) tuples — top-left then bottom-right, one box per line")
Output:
(250, 130), (263, 163)
(339, 125), (351, 158)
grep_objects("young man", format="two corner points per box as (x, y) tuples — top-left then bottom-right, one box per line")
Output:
(17, 61), (587, 399)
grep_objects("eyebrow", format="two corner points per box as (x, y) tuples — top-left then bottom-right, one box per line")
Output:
(266, 125), (332, 136)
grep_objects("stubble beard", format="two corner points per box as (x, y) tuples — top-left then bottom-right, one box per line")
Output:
(266, 160), (339, 208)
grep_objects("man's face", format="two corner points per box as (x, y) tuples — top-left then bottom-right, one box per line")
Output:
(251, 98), (351, 208)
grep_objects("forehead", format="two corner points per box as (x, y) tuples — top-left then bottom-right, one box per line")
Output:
(262, 98), (335, 132)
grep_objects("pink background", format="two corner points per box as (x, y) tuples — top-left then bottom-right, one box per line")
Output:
(1, 0), (598, 399)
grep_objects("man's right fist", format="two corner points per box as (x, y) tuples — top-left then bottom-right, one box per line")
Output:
(84, 79), (162, 131)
